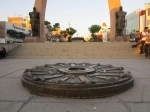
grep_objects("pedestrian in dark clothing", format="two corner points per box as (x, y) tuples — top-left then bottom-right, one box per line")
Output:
(0, 47), (7, 59)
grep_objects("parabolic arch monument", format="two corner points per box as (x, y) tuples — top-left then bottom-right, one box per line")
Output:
(34, 0), (121, 41)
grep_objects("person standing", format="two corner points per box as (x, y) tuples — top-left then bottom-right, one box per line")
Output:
(140, 27), (149, 54)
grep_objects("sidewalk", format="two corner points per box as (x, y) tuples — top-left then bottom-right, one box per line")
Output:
(0, 59), (150, 112)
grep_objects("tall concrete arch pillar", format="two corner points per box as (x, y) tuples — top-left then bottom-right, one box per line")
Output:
(108, 0), (121, 41)
(34, 0), (47, 42)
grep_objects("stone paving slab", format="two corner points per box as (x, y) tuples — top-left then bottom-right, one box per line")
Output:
(31, 96), (119, 103)
(124, 69), (150, 79)
(0, 78), (32, 101)
(116, 79), (150, 102)
(106, 59), (150, 77)
(142, 80), (150, 102)
(0, 102), (23, 112)
(0, 59), (150, 112)
(0, 59), (44, 77)
(4, 69), (25, 78)
(19, 102), (129, 112)
(127, 103), (150, 112)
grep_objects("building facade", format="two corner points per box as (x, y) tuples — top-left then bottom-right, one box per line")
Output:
(126, 9), (140, 35)
(139, 10), (146, 32)
(145, 4), (150, 30)
(0, 21), (31, 43)
(8, 16), (31, 30)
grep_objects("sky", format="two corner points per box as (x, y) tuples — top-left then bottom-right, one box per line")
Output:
(0, 0), (150, 37)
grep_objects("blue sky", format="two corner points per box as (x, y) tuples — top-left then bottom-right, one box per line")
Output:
(0, 0), (150, 37)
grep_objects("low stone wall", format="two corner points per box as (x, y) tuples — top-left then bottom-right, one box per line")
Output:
(24, 36), (40, 43)
(115, 36), (130, 42)
(72, 40), (83, 42)
(0, 43), (20, 52)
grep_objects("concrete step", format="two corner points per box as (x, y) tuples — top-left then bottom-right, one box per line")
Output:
(7, 42), (143, 59)
(6, 55), (145, 59)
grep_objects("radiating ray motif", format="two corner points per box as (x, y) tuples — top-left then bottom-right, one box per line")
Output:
(22, 63), (134, 98)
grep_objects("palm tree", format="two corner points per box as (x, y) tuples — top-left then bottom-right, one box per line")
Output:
(88, 25), (101, 42)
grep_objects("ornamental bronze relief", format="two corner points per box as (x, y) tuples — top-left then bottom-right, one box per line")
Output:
(22, 63), (134, 98)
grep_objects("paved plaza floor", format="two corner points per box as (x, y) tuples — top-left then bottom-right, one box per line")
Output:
(0, 59), (150, 112)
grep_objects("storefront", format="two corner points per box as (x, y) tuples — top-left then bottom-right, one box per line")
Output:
(0, 21), (31, 43)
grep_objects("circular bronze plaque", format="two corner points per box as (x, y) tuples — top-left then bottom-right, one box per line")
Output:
(22, 63), (134, 98)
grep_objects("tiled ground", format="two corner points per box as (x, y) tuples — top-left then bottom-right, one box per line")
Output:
(0, 59), (150, 112)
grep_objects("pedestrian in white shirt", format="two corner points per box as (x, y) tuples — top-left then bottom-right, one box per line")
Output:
(140, 27), (149, 54)
(144, 34), (150, 57)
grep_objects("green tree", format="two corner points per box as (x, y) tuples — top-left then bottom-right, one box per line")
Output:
(66, 27), (77, 42)
(88, 25), (101, 42)
(60, 30), (68, 38)
(67, 27), (77, 35)
(44, 20), (52, 41)
(45, 20), (50, 25)
(53, 23), (60, 31)
(45, 20), (52, 32)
